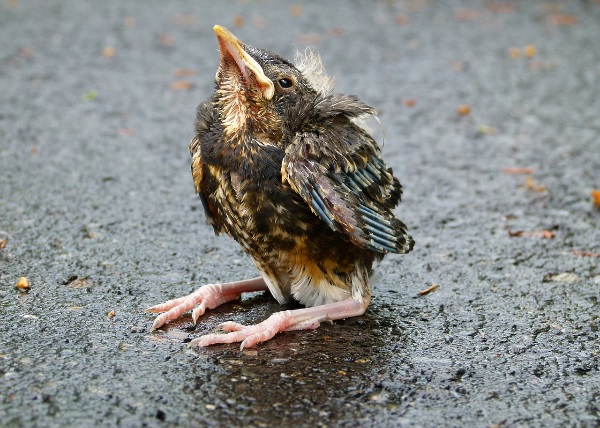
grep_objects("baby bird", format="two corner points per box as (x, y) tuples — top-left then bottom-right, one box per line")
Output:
(147, 25), (414, 349)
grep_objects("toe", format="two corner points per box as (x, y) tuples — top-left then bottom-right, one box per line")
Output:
(192, 302), (208, 324)
(190, 332), (241, 347)
(145, 296), (188, 313)
(219, 321), (246, 332)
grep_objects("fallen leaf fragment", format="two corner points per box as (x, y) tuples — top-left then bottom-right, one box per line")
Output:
(456, 104), (471, 116)
(523, 44), (537, 58)
(329, 27), (344, 37)
(591, 189), (600, 207)
(502, 167), (534, 175)
(158, 34), (175, 46)
(172, 14), (197, 26)
(171, 81), (193, 91)
(102, 47), (116, 58)
(82, 90), (97, 102)
(417, 283), (440, 296)
(16, 277), (30, 291)
(174, 68), (195, 77)
(477, 124), (497, 135)
(0, 238), (7, 250)
(524, 176), (546, 192)
(297, 33), (322, 44)
(290, 5), (303, 17)
(455, 9), (479, 21)
(546, 14), (577, 26)
(107, 310), (116, 318)
(508, 47), (521, 59)
(252, 16), (266, 29)
(451, 60), (465, 71)
(20, 47), (34, 58)
(395, 15), (409, 26)
(232, 15), (245, 28)
(118, 128), (136, 136)
(508, 230), (555, 239)
(486, 2), (516, 13)
(569, 250), (600, 258)
(123, 17), (135, 28)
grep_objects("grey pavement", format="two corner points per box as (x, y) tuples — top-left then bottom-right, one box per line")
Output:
(1, 1), (599, 427)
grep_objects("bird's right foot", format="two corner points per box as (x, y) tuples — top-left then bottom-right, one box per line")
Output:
(146, 277), (268, 331)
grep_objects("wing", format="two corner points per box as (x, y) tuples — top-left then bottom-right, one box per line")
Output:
(189, 100), (223, 233)
(281, 98), (413, 254)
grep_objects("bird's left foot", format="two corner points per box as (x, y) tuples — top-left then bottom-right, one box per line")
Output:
(190, 297), (370, 350)
(190, 311), (307, 350)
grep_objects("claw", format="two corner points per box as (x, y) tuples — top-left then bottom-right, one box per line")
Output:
(192, 303), (207, 324)
(150, 313), (168, 332)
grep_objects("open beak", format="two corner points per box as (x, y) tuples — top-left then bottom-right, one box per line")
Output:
(213, 25), (274, 100)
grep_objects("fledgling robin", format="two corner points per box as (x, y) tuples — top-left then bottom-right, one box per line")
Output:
(147, 25), (414, 349)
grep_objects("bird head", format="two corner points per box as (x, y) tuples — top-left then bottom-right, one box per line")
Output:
(212, 25), (324, 139)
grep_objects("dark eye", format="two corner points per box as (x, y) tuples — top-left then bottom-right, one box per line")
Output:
(278, 78), (294, 89)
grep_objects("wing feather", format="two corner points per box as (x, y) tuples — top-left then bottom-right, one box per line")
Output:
(281, 93), (413, 254)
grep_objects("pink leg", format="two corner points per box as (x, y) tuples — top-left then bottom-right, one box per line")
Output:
(146, 277), (268, 331)
(190, 296), (371, 350)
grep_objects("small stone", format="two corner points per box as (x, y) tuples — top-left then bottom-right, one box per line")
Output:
(549, 273), (579, 283)
(16, 277), (30, 291)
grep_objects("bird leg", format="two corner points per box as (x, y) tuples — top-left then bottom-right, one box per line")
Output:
(190, 296), (371, 350)
(146, 277), (268, 331)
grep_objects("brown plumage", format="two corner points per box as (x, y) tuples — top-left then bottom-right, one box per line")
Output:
(147, 26), (414, 349)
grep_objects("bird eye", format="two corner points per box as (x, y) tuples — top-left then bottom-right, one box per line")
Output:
(277, 78), (294, 89)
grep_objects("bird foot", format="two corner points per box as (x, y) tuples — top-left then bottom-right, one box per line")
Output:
(189, 311), (302, 349)
(146, 277), (268, 331)
(189, 297), (370, 350)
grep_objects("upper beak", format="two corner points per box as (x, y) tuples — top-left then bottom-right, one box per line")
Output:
(213, 25), (274, 100)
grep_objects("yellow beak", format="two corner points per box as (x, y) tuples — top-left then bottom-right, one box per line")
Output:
(213, 25), (274, 100)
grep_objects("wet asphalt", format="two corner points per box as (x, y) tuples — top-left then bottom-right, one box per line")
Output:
(1, 1), (599, 427)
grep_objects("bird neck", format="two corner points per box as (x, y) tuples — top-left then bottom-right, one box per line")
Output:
(215, 85), (281, 139)
(215, 97), (283, 151)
